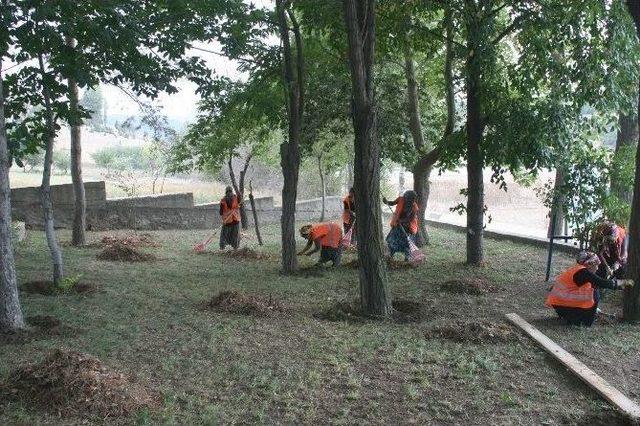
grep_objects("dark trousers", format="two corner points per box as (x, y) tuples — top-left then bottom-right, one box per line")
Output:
(319, 246), (342, 266)
(553, 290), (600, 327)
(220, 222), (240, 250)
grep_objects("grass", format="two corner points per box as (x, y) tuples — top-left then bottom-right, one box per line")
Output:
(0, 223), (637, 425)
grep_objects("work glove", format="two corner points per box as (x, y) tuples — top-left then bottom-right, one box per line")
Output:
(613, 262), (621, 271)
(616, 279), (635, 290)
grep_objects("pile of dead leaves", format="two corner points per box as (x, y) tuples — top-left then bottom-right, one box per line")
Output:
(206, 291), (286, 316)
(3, 349), (157, 419)
(96, 241), (156, 262)
(101, 233), (159, 248)
(425, 320), (516, 344)
(439, 278), (498, 295)
(0, 316), (78, 345)
(218, 247), (271, 260)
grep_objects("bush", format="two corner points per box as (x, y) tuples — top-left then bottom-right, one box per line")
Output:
(92, 146), (148, 171)
(20, 151), (45, 172)
(52, 150), (71, 175)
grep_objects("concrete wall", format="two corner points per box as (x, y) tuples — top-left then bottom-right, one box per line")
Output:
(194, 196), (275, 211)
(106, 192), (194, 209)
(11, 181), (107, 206)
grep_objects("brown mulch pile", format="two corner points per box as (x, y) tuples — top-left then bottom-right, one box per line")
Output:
(206, 291), (287, 316)
(314, 299), (426, 323)
(2, 349), (158, 419)
(344, 258), (418, 270)
(439, 278), (499, 295)
(20, 281), (98, 296)
(219, 247), (271, 260)
(101, 233), (159, 248)
(96, 241), (156, 262)
(425, 320), (517, 344)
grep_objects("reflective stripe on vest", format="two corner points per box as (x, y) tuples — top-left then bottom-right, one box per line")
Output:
(544, 265), (595, 309)
(221, 196), (241, 225)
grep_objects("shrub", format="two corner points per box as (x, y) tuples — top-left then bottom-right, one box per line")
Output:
(92, 146), (148, 171)
(52, 150), (71, 175)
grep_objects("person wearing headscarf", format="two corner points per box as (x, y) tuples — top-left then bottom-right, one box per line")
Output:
(219, 186), (241, 250)
(298, 222), (343, 266)
(342, 187), (357, 243)
(383, 190), (419, 260)
(591, 221), (629, 279)
(545, 250), (634, 327)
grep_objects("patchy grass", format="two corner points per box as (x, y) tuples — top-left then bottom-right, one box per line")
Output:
(1, 223), (637, 424)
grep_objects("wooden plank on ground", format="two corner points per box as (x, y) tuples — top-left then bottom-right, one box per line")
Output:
(505, 312), (640, 421)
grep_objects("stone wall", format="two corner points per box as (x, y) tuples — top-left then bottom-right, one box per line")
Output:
(11, 182), (345, 231)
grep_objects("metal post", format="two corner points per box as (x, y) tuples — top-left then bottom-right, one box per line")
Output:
(545, 211), (557, 282)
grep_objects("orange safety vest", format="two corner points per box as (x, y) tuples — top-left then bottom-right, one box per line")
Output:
(310, 222), (343, 249)
(390, 197), (419, 235)
(544, 265), (595, 309)
(342, 196), (354, 225)
(220, 195), (241, 225)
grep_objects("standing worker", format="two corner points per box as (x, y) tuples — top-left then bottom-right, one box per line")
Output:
(591, 221), (628, 279)
(545, 251), (633, 327)
(342, 187), (356, 243)
(298, 222), (343, 266)
(219, 186), (241, 250)
(383, 190), (419, 260)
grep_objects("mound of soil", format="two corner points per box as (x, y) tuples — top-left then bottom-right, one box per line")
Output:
(425, 320), (516, 344)
(26, 315), (61, 329)
(314, 299), (426, 323)
(101, 233), (159, 248)
(344, 258), (418, 270)
(3, 349), (157, 419)
(440, 278), (499, 295)
(207, 291), (286, 316)
(219, 247), (271, 260)
(21, 281), (98, 296)
(0, 316), (78, 345)
(96, 242), (156, 262)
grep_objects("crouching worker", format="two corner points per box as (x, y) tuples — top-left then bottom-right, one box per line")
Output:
(298, 222), (343, 266)
(219, 186), (241, 250)
(545, 251), (634, 327)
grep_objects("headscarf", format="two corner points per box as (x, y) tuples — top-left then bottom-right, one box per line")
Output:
(577, 250), (600, 267)
(224, 186), (234, 207)
(400, 190), (417, 221)
(300, 224), (313, 239)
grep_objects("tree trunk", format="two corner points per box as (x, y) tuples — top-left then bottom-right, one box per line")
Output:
(318, 156), (326, 222)
(0, 61), (25, 333)
(227, 157), (249, 230)
(67, 37), (86, 247)
(465, 12), (485, 266)
(547, 168), (565, 238)
(277, 0), (303, 273)
(613, 112), (638, 204)
(412, 165), (431, 246)
(248, 181), (263, 245)
(623, 0), (640, 321)
(344, 0), (391, 317)
(38, 54), (64, 285)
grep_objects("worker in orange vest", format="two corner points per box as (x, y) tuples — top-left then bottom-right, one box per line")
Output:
(383, 190), (419, 260)
(219, 186), (241, 250)
(342, 187), (356, 243)
(545, 251), (633, 326)
(298, 222), (343, 266)
(591, 221), (629, 279)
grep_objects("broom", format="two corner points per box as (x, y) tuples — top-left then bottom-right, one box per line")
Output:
(386, 204), (425, 263)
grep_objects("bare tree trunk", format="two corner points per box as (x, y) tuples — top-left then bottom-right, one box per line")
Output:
(465, 8), (485, 266)
(623, 0), (640, 321)
(318, 156), (326, 222)
(38, 53), (64, 285)
(0, 61), (25, 333)
(547, 168), (565, 238)
(248, 181), (263, 245)
(66, 38), (86, 247)
(344, 0), (391, 317)
(277, 0), (303, 273)
(613, 112), (638, 204)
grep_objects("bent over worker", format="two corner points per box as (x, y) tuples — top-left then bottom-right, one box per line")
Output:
(545, 251), (633, 327)
(219, 186), (241, 250)
(383, 190), (419, 260)
(298, 222), (343, 266)
(342, 187), (356, 243)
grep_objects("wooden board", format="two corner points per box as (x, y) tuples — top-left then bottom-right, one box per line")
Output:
(505, 313), (640, 421)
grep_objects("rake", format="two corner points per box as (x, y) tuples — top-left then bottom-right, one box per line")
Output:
(193, 232), (217, 253)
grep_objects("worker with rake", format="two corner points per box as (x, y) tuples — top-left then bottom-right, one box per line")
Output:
(298, 222), (343, 266)
(383, 190), (423, 262)
(545, 251), (634, 327)
(219, 186), (242, 250)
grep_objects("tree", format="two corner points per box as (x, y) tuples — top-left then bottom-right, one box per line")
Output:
(344, 0), (391, 317)
(0, 58), (25, 333)
(277, 0), (304, 273)
(623, 0), (640, 321)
